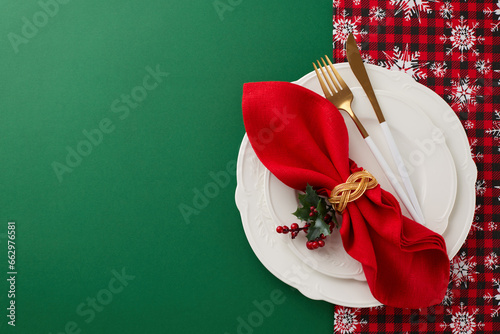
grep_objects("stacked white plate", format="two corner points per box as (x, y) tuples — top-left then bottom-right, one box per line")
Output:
(235, 63), (477, 307)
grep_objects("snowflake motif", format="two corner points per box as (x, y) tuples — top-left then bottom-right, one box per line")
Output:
(439, 1), (454, 19)
(475, 59), (491, 75)
(486, 124), (500, 139)
(488, 221), (498, 231)
(430, 62), (447, 77)
(369, 7), (386, 22)
(332, 11), (366, 55)
(495, 186), (500, 203)
(442, 288), (454, 306)
(361, 53), (375, 64)
(483, 1), (500, 32)
(391, 0), (436, 21)
(469, 139), (483, 161)
(441, 303), (484, 334)
(475, 179), (487, 196)
(485, 252), (499, 271)
(353, 0), (360, 5)
(332, 0), (341, 8)
(464, 120), (475, 129)
(451, 252), (477, 287)
(469, 221), (484, 236)
(334, 307), (367, 334)
(448, 76), (480, 111)
(495, 110), (500, 120)
(440, 16), (484, 62)
(379, 44), (428, 80)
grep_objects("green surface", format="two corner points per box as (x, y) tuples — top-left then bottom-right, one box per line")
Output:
(0, 1), (334, 333)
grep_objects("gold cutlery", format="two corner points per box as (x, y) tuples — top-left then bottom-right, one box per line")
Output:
(345, 33), (425, 224)
(313, 56), (423, 224)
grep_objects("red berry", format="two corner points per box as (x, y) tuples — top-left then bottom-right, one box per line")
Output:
(282, 226), (289, 234)
(306, 241), (314, 250)
(310, 206), (315, 211)
(290, 223), (299, 230)
(320, 234), (326, 239)
(276, 226), (283, 233)
(309, 212), (314, 217)
(324, 214), (331, 222)
(312, 241), (319, 249)
(318, 240), (325, 247)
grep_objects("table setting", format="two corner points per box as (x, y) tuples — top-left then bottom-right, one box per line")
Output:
(236, 0), (499, 332)
(0, 0), (497, 333)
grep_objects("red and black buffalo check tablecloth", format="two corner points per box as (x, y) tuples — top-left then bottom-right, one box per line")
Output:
(331, 0), (500, 333)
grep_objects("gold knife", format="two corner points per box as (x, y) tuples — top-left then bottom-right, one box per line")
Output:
(345, 33), (425, 225)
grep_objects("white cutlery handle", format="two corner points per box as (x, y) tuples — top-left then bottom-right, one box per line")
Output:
(380, 121), (425, 223)
(364, 136), (425, 225)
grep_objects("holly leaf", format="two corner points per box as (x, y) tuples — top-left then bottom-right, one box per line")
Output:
(307, 216), (331, 241)
(292, 206), (310, 222)
(303, 184), (319, 207)
(316, 197), (327, 218)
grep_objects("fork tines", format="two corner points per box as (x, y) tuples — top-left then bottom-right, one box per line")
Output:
(313, 56), (346, 96)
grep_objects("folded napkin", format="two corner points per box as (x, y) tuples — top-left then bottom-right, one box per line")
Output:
(242, 81), (449, 308)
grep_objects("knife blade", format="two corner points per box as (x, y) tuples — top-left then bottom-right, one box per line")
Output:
(345, 33), (425, 225)
(345, 34), (385, 123)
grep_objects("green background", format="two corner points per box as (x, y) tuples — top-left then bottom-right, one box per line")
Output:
(0, 1), (334, 333)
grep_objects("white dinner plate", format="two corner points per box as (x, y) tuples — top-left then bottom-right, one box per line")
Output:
(265, 87), (457, 280)
(235, 63), (477, 307)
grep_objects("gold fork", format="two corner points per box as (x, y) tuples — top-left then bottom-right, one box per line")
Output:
(313, 57), (368, 139)
(313, 56), (423, 224)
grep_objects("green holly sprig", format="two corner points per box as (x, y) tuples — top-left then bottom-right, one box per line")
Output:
(276, 184), (338, 250)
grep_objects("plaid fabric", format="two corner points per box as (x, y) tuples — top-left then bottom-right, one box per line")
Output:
(332, 1), (500, 333)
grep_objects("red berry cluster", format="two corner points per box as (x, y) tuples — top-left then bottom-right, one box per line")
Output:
(275, 222), (309, 239)
(276, 205), (336, 250)
(306, 234), (326, 250)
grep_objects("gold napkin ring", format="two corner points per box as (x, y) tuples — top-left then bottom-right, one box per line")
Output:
(328, 170), (378, 213)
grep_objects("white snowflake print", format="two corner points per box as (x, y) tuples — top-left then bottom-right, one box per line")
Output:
(442, 288), (454, 306)
(361, 53), (375, 64)
(464, 120), (475, 129)
(485, 252), (499, 271)
(475, 59), (491, 75)
(495, 186), (500, 203)
(379, 44), (428, 80)
(483, 1), (500, 32)
(334, 307), (367, 334)
(440, 303), (484, 334)
(495, 110), (500, 120)
(332, 10), (366, 55)
(440, 16), (484, 62)
(451, 252), (477, 287)
(439, 1), (454, 19)
(332, 0), (341, 8)
(488, 221), (498, 231)
(487, 280), (500, 317)
(475, 179), (487, 196)
(391, 0), (436, 21)
(448, 76), (480, 111)
(469, 138), (483, 161)
(369, 7), (386, 22)
(486, 124), (500, 139)
(430, 62), (447, 77)
(469, 221), (484, 236)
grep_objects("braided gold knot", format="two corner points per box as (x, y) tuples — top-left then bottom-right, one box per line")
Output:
(328, 170), (378, 213)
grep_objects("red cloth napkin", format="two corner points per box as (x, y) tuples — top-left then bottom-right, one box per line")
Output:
(242, 81), (449, 309)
